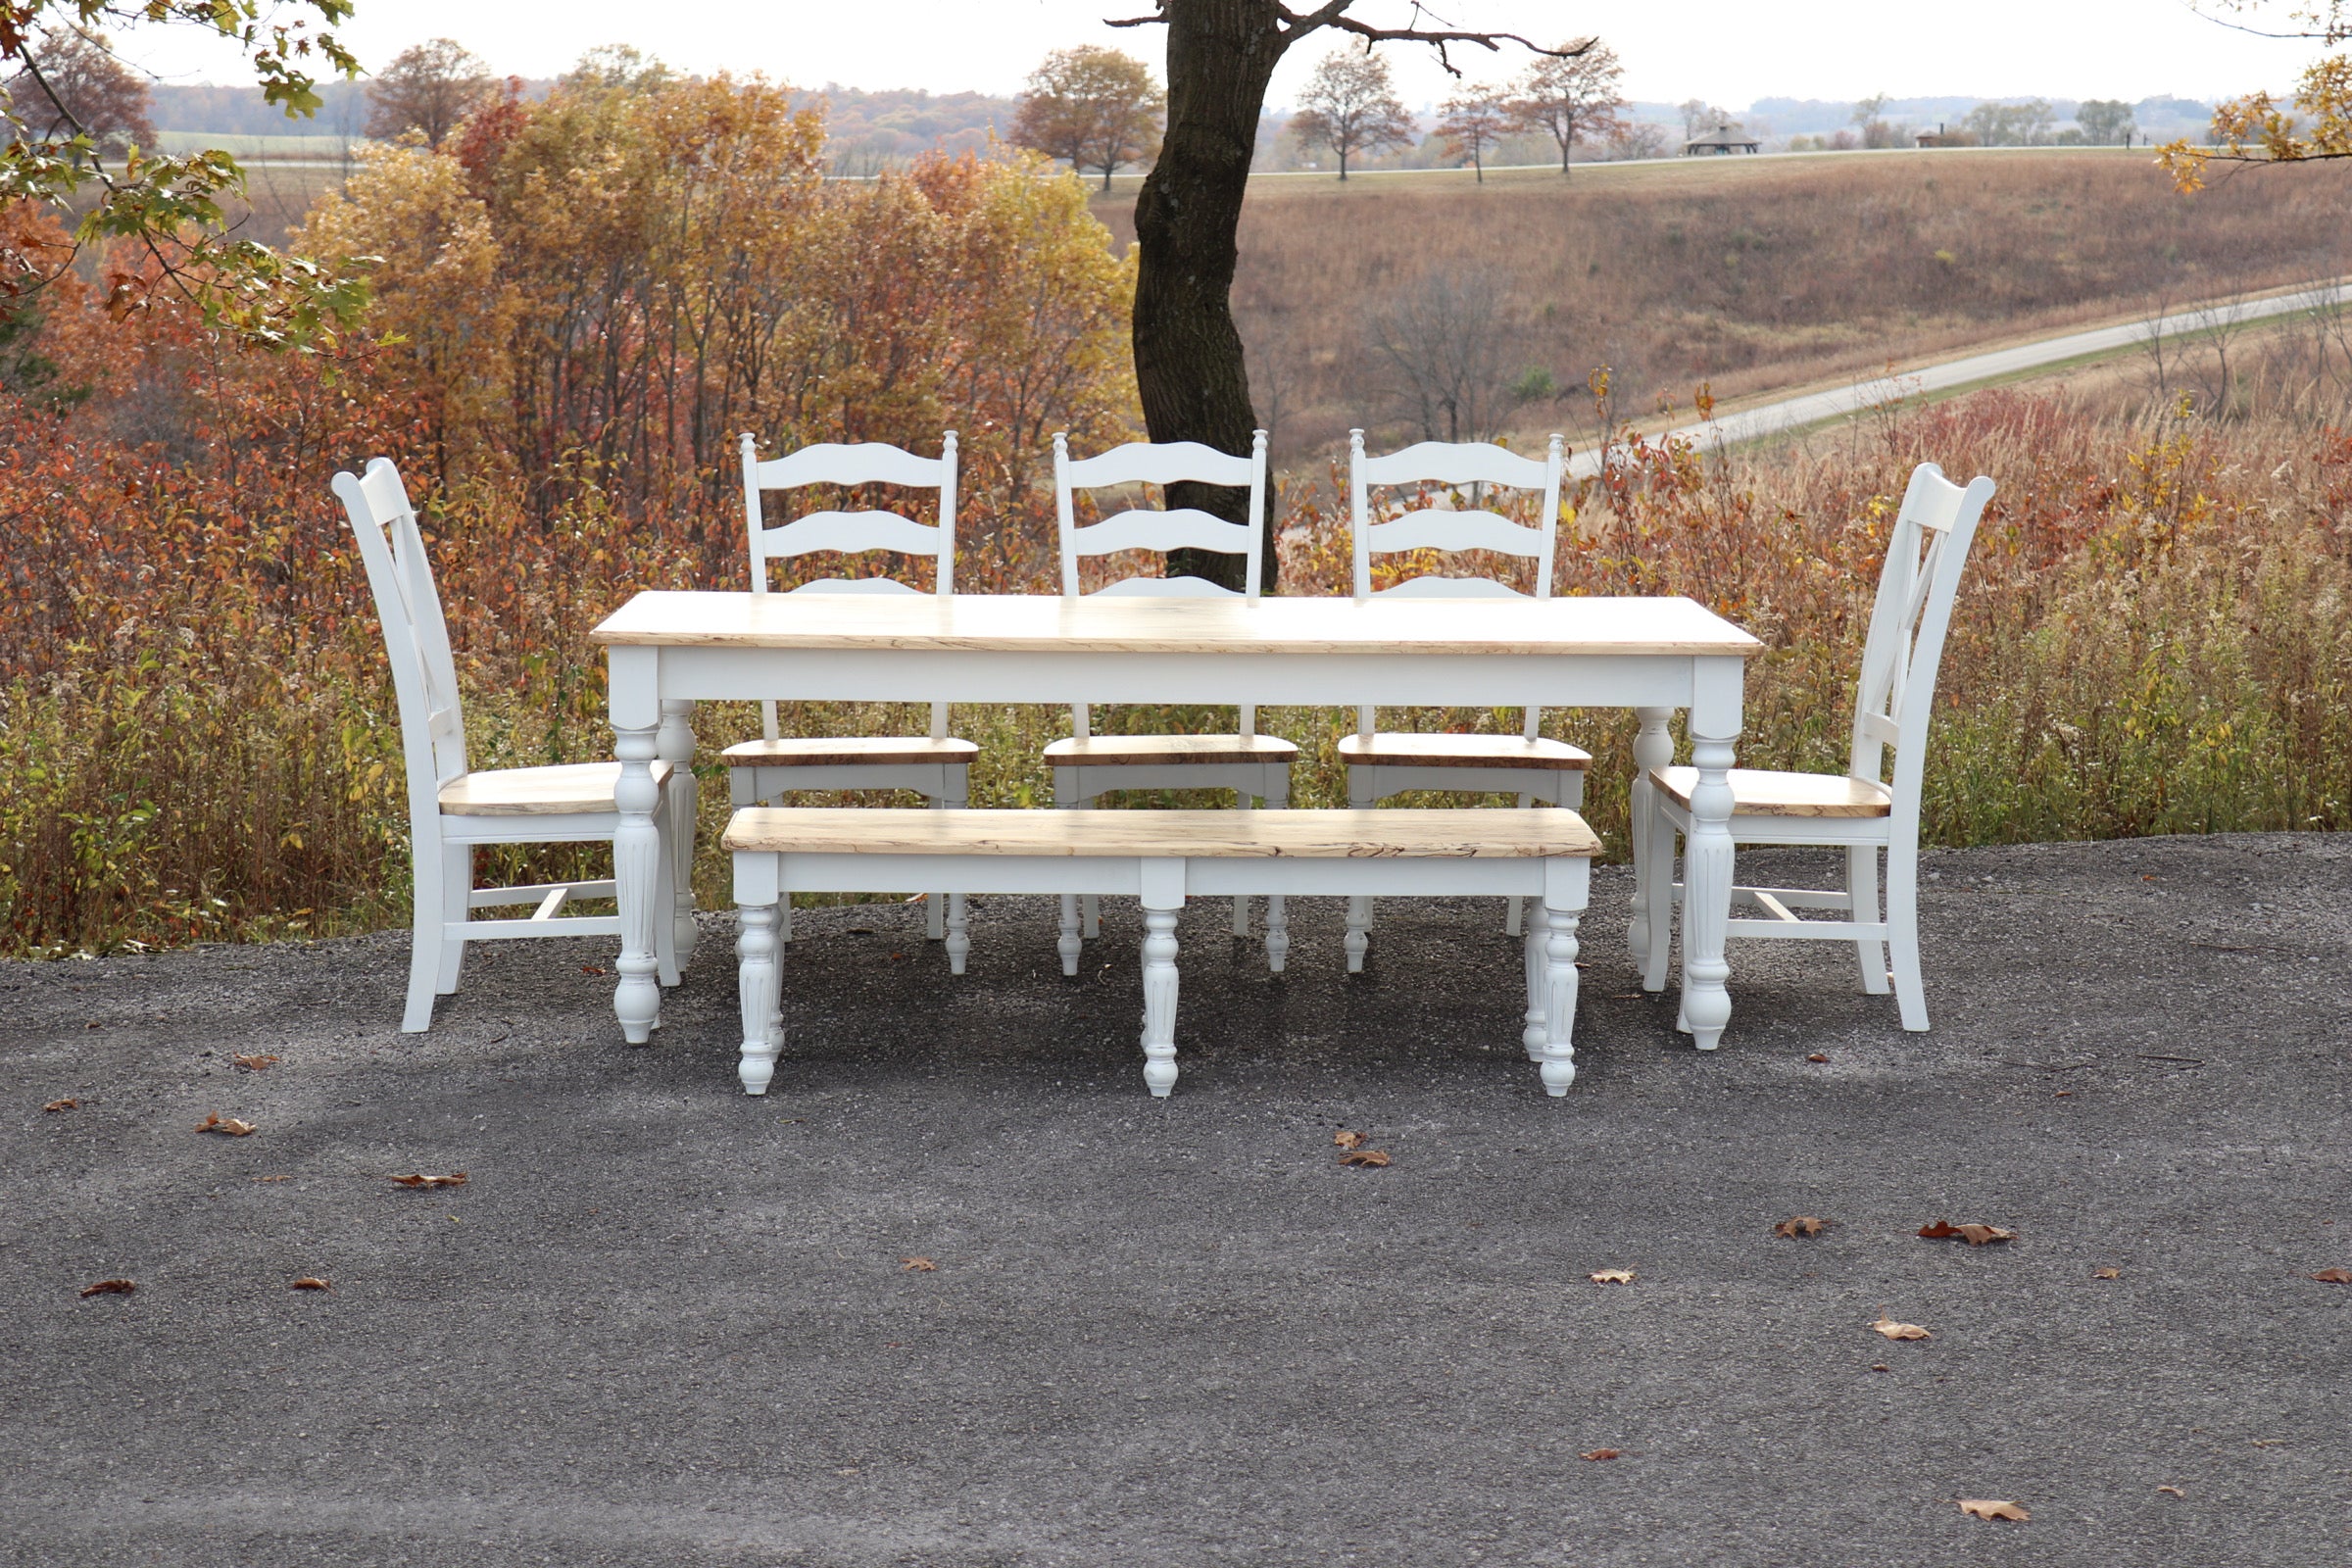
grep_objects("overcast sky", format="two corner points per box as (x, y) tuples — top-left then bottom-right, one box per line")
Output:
(124, 1), (2327, 109)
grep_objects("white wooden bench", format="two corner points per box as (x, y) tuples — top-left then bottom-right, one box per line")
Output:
(724, 807), (1601, 1100)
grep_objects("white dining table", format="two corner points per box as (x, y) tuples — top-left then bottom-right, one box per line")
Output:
(590, 591), (1764, 1052)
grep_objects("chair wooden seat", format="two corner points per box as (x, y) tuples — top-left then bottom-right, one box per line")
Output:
(1044, 733), (1298, 766)
(723, 735), (979, 768)
(1651, 766), (1891, 818)
(436, 760), (677, 817)
(1339, 732), (1591, 771)
(725, 806), (1600, 858)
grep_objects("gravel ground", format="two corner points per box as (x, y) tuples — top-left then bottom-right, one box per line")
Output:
(4, 832), (2348, 1567)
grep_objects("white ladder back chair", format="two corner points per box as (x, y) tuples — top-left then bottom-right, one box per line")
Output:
(1047, 429), (1294, 972)
(1340, 430), (1586, 967)
(1639, 461), (1996, 1034)
(730, 432), (975, 966)
(334, 458), (685, 1034)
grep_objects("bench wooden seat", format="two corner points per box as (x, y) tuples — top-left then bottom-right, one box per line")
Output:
(1651, 766), (1892, 819)
(728, 807), (1598, 1102)
(721, 736), (980, 767)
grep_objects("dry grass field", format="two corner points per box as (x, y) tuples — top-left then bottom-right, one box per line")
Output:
(1093, 149), (2352, 457)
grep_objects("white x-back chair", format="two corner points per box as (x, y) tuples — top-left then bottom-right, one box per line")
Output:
(335, 458), (685, 1034)
(1340, 430), (1589, 970)
(1047, 429), (1296, 974)
(1637, 462), (1995, 1032)
(723, 432), (977, 970)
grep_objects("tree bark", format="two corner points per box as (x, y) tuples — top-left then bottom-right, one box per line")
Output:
(1131, 0), (1290, 591)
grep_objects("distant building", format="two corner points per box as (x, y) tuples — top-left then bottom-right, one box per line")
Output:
(1683, 122), (1760, 156)
(1915, 122), (1979, 148)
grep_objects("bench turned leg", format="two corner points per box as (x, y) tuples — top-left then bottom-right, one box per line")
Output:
(1346, 898), (1371, 973)
(1540, 900), (1582, 1096)
(1140, 905), (1180, 1098)
(1263, 775), (1290, 974)
(946, 895), (971, 976)
(736, 902), (781, 1096)
(1057, 895), (1082, 977)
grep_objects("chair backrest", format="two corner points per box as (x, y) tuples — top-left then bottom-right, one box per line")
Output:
(1348, 430), (1566, 741)
(1054, 431), (1267, 602)
(1349, 430), (1565, 603)
(741, 431), (957, 739)
(1847, 462), (1997, 818)
(332, 458), (466, 821)
(1054, 430), (1268, 740)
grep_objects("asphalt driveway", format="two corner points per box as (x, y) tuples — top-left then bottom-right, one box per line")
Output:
(5, 833), (2348, 1567)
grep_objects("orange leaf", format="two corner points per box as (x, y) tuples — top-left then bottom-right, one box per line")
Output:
(2312, 1268), (2352, 1284)
(43, 1098), (76, 1112)
(902, 1257), (938, 1272)
(2091, 1267), (2122, 1280)
(2156, 1485), (2184, 1496)
(1805, 1053), (1829, 1063)
(1333, 1129), (1367, 1150)
(390, 1172), (468, 1189)
(289, 1277), (332, 1292)
(1590, 1268), (1636, 1284)
(79, 1278), (136, 1298)
(195, 1113), (257, 1137)
(1773, 1215), (1828, 1238)
(1339, 1149), (1391, 1167)
(1871, 1313), (1931, 1341)
(1919, 1220), (2015, 1246)
(1957, 1498), (2029, 1521)
(580, 964), (607, 976)
(231, 1054), (279, 1071)
(1579, 1448), (1621, 1461)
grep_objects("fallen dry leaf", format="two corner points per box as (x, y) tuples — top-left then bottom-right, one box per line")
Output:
(1338, 1149), (1391, 1168)
(2311, 1268), (2352, 1284)
(43, 1098), (77, 1112)
(1773, 1215), (1828, 1238)
(194, 1112), (257, 1137)
(78, 1279), (136, 1298)
(231, 1054), (279, 1071)
(1579, 1448), (1621, 1461)
(2091, 1267), (2122, 1280)
(252, 1175), (292, 1183)
(1871, 1313), (1931, 1341)
(1333, 1129), (1367, 1150)
(2155, 1485), (2184, 1496)
(1957, 1498), (2029, 1521)
(389, 1172), (468, 1189)
(1590, 1269), (1636, 1285)
(1805, 1053), (1829, 1063)
(580, 964), (607, 976)
(1869, 1363), (1890, 1373)
(289, 1277), (332, 1292)
(901, 1257), (938, 1272)
(1919, 1220), (2015, 1246)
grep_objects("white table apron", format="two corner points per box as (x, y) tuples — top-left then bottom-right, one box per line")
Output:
(594, 593), (1754, 1051)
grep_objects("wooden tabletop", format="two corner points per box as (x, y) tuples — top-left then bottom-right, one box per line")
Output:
(724, 807), (1604, 858)
(593, 591), (1761, 659)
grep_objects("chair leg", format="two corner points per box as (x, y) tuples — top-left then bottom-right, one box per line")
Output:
(1504, 792), (1533, 937)
(1539, 900), (1582, 1098)
(1848, 844), (1889, 996)
(402, 837), (445, 1034)
(435, 844), (469, 996)
(1345, 769), (1376, 973)
(1642, 804), (1678, 994)
(1264, 772), (1290, 975)
(1521, 904), (1548, 1062)
(1139, 904), (1181, 1098)
(1887, 843), (1929, 1032)
(667, 756), (699, 969)
(1231, 790), (1253, 939)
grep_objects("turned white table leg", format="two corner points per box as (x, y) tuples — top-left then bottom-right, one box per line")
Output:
(657, 698), (699, 969)
(1628, 706), (1674, 984)
(736, 901), (780, 1095)
(1680, 729), (1738, 1052)
(1139, 903), (1181, 1098)
(1521, 903), (1548, 1062)
(611, 722), (665, 1045)
(1540, 896), (1582, 1097)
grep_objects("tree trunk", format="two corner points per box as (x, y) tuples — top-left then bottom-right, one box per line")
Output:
(1131, 0), (1290, 591)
